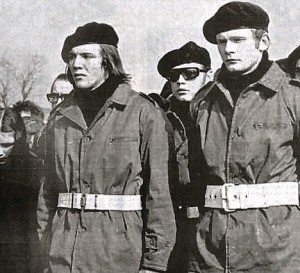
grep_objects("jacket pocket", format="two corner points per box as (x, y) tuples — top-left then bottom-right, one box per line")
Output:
(105, 136), (140, 169)
(253, 122), (289, 130)
(108, 136), (139, 145)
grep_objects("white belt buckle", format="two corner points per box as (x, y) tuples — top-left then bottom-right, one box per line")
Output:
(221, 183), (237, 212)
(79, 193), (86, 210)
(72, 193), (84, 210)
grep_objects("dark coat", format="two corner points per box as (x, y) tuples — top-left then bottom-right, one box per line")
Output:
(37, 83), (176, 273)
(149, 93), (196, 273)
(189, 63), (300, 273)
(0, 108), (30, 273)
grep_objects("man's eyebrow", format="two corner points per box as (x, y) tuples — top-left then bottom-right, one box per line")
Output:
(216, 37), (227, 42)
(229, 34), (250, 39)
(69, 51), (97, 55)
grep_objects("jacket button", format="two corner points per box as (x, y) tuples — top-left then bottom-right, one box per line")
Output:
(231, 133), (238, 140)
(147, 252), (155, 260)
(228, 222), (237, 230)
(83, 136), (91, 142)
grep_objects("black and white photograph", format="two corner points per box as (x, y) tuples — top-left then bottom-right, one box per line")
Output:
(1, 1), (300, 272)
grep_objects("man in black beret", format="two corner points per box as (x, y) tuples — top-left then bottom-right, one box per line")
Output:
(188, 2), (300, 273)
(150, 41), (211, 273)
(37, 22), (176, 273)
(157, 41), (211, 101)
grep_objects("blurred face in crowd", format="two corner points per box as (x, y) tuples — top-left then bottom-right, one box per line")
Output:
(47, 78), (73, 109)
(68, 43), (108, 90)
(216, 28), (269, 75)
(295, 59), (300, 80)
(0, 131), (15, 164)
(169, 62), (208, 102)
(20, 110), (43, 149)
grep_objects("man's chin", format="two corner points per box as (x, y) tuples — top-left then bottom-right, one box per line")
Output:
(0, 159), (9, 165)
(176, 95), (192, 102)
(74, 82), (91, 90)
(225, 65), (249, 76)
(225, 64), (240, 72)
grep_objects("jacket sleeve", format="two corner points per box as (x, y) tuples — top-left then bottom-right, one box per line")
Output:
(188, 93), (211, 210)
(36, 120), (59, 252)
(139, 103), (176, 271)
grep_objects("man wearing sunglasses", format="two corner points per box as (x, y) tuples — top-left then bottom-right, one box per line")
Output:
(157, 41), (211, 103)
(47, 73), (73, 109)
(188, 2), (300, 273)
(152, 41), (211, 273)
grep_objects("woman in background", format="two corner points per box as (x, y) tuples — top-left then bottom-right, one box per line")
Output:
(0, 107), (30, 273)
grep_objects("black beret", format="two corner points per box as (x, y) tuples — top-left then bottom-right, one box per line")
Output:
(61, 22), (119, 63)
(157, 41), (211, 79)
(203, 1), (269, 44)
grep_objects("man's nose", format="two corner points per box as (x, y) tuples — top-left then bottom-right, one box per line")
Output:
(224, 41), (236, 54)
(177, 74), (186, 83)
(72, 55), (84, 67)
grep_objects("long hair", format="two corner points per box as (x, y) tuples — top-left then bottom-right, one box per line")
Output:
(0, 108), (28, 182)
(100, 44), (131, 82)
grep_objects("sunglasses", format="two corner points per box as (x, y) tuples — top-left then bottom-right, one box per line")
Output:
(168, 67), (208, 82)
(46, 93), (69, 103)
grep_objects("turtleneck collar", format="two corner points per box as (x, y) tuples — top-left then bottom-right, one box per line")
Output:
(74, 76), (119, 100)
(169, 95), (190, 116)
(74, 76), (121, 127)
(169, 95), (195, 135)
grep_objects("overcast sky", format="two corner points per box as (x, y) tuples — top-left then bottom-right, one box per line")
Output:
(1, 0), (299, 108)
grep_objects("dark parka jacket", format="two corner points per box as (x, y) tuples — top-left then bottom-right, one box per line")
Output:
(37, 83), (176, 273)
(149, 93), (200, 273)
(188, 63), (300, 273)
(0, 108), (30, 273)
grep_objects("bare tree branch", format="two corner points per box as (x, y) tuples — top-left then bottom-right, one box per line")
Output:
(0, 56), (14, 107)
(14, 54), (45, 101)
(0, 53), (45, 106)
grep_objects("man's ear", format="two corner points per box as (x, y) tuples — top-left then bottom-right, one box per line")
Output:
(206, 69), (214, 80)
(258, 32), (271, 51)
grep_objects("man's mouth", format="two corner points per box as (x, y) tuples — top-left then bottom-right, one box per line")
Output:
(73, 73), (86, 79)
(226, 59), (239, 64)
(0, 158), (8, 164)
(177, 89), (188, 93)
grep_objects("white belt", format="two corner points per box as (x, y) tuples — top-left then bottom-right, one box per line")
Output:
(205, 182), (299, 212)
(57, 193), (142, 211)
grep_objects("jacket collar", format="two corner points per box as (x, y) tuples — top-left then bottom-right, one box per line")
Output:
(198, 62), (286, 103)
(256, 62), (286, 93)
(55, 93), (87, 130)
(107, 82), (132, 105)
(55, 82), (132, 130)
